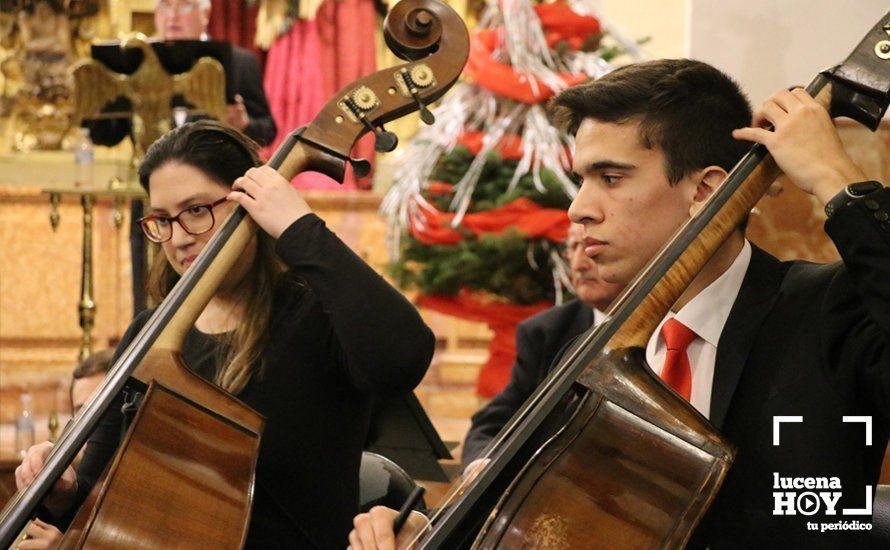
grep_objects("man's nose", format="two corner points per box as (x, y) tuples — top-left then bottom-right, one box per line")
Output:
(570, 245), (590, 272)
(568, 185), (603, 224)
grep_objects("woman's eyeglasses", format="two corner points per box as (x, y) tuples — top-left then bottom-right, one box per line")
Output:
(138, 197), (228, 244)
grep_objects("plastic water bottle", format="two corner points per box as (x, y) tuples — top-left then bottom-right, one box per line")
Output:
(15, 393), (35, 459)
(173, 106), (189, 128)
(74, 127), (94, 188)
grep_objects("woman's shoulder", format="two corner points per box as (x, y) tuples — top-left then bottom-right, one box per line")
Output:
(275, 270), (310, 297)
(271, 271), (315, 313)
(111, 307), (158, 362)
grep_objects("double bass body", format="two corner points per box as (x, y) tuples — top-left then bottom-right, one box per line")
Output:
(60, 349), (263, 548)
(476, 348), (732, 549)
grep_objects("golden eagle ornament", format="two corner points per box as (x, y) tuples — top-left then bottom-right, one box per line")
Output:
(71, 33), (227, 157)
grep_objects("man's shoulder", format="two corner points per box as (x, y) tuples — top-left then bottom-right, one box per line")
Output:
(749, 243), (843, 294)
(519, 299), (592, 334)
(777, 256), (845, 295)
(740, 246), (853, 326)
(230, 45), (261, 67)
(782, 257), (843, 279)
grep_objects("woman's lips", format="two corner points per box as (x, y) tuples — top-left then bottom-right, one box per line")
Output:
(181, 255), (197, 268)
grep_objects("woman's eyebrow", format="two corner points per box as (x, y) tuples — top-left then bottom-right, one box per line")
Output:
(150, 194), (214, 213)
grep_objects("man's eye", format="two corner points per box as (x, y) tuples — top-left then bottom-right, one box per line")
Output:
(569, 172), (582, 185)
(602, 174), (621, 186)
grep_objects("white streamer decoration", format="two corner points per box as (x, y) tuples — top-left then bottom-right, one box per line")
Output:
(380, 0), (645, 301)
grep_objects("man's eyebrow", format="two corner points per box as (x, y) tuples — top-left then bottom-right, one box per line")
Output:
(583, 160), (637, 173)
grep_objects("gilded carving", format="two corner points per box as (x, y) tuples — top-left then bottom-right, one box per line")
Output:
(0, 0), (102, 151)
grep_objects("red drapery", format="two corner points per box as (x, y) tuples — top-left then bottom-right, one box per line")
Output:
(208, 0), (264, 64)
(262, 0), (377, 189)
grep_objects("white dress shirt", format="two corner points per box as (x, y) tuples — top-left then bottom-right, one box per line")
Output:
(645, 241), (752, 419)
(592, 308), (605, 326)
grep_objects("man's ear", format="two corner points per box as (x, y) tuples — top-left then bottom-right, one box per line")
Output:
(693, 166), (728, 203)
(687, 166), (728, 217)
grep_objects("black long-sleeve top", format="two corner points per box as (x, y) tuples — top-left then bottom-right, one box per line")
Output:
(71, 214), (435, 548)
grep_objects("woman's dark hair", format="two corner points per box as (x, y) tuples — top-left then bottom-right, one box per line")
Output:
(138, 120), (261, 190)
(550, 58), (753, 184)
(139, 120), (285, 394)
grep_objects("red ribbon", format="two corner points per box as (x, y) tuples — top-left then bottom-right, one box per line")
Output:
(467, 29), (588, 104)
(457, 131), (572, 164)
(534, 2), (601, 49)
(458, 131), (525, 160)
(465, 2), (599, 103)
(410, 195), (570, 245)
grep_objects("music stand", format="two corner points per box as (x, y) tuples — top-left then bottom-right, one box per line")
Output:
(365, 393), (454, 482)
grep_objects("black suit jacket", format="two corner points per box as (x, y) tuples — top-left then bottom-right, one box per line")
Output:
(692, 189), (890, 548)
(462, 299), (593, 464)
(463, 187), (890, 548)
(229, 45), (277, 146)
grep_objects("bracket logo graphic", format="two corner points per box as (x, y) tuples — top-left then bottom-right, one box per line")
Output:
(771, 415), (873, 523)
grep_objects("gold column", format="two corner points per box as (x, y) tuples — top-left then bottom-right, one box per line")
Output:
(44, 186), (145, 362)
(78, 193), (96, 362)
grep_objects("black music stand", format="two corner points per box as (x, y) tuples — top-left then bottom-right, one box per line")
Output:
(365, 393), (455, 482)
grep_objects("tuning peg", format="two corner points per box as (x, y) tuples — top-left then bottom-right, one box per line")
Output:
(358, 116), (399, 152)
(395, 65), (437, 126)
(349, 157), (372, 178)
(339, 88), (398, 152)
(412, 92), (436, 125)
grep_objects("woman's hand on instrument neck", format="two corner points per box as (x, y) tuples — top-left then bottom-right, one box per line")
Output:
(228, 166), (314, 239)
(14, 441), (78, 517)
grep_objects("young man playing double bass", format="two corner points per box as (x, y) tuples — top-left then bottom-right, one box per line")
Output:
(349, 59), (889, 549)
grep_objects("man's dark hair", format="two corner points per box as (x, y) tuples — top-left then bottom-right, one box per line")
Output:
(72, 349), (114, 380)
(550, 59), (753, 184)
(70, 349), (114, 414)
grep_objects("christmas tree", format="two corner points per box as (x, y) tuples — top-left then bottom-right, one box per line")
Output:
(382, 0), (644, 396)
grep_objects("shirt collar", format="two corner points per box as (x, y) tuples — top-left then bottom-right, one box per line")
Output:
(670, 240), (752, 347)
(592, 308), (605, 326)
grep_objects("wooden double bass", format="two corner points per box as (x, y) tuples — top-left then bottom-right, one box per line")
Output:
(409, 11), (890, 550)
(0, 1), (469, 547)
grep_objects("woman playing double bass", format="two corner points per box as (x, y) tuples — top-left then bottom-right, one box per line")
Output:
(15, 120), (436, 548)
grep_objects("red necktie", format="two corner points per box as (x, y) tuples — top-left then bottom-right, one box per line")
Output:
(660, 318), (697, 401)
